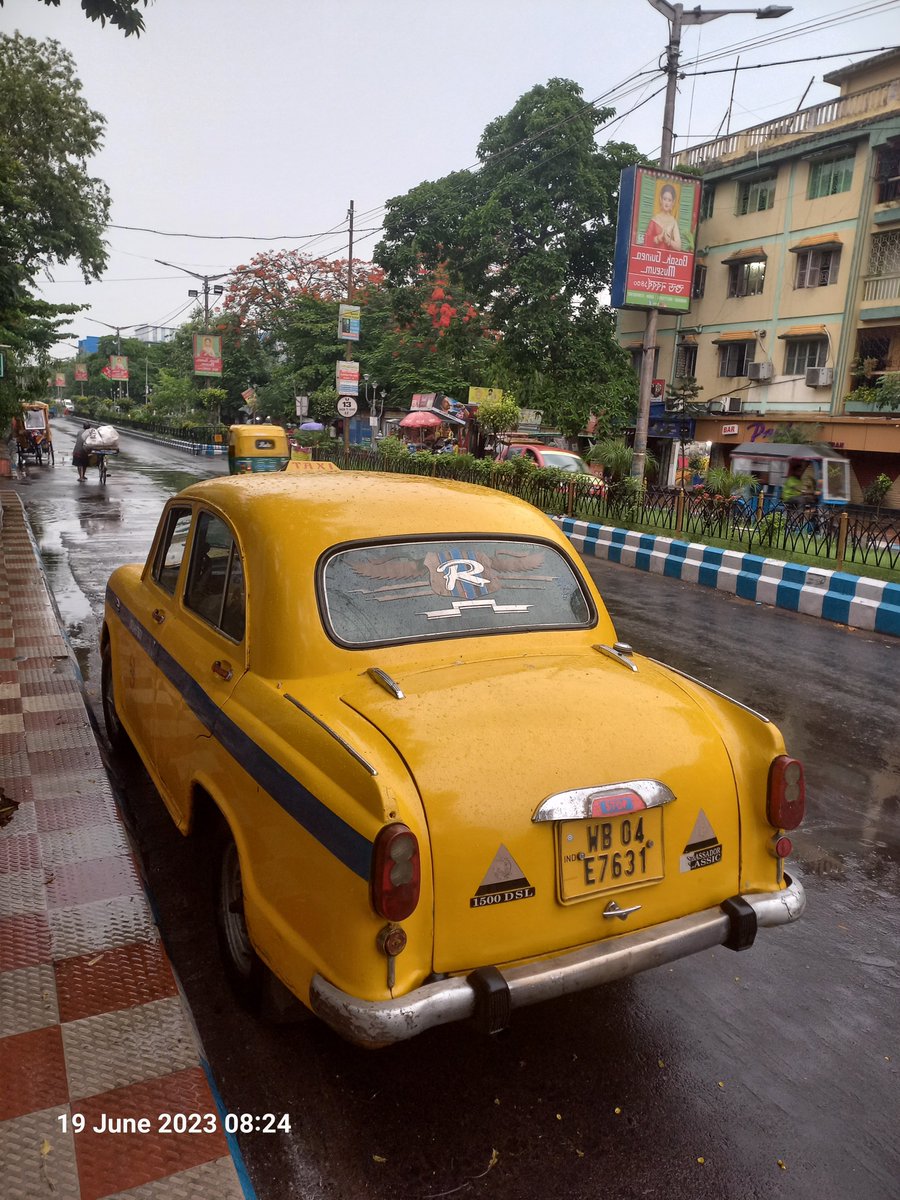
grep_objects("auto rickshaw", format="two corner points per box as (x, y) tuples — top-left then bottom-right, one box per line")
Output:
(13, 402), (55, 468)
(227, 423), (290, 474)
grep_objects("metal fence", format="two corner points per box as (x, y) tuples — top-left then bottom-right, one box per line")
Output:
(320, 446), (900, 574)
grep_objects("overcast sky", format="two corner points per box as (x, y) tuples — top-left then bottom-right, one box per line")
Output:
(4, 0), (899, 356)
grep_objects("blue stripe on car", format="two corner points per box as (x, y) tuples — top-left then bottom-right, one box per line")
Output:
(107, 586), (373, 881)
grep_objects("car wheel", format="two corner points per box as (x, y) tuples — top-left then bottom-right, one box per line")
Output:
(214, 825), (266, 1012)
(101, 646), (133, 755)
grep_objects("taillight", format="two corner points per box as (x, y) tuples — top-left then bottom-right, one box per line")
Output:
(372, 823), (420, 921)
(767, 756), (805, 830)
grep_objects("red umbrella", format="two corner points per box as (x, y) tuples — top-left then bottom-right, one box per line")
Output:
(399, 410), (443, 428)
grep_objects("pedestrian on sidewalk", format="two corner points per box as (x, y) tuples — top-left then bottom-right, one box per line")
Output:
(73, 422), (90, 482)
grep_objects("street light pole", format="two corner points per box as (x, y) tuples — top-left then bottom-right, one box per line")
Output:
(155, 259), (227, 332)
(84, 317), (140, 401)
(630, 1), (792, 483)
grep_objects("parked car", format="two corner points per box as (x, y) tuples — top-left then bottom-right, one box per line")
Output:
(62, 398), (75, 414)
(101, 471), (805, 1047)
(497, 442), (605, 497)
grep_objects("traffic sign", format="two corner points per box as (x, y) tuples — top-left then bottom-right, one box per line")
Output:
(337, 397), (358, 418)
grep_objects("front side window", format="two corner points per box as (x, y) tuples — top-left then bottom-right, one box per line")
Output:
(728, 260), (766, 297)
(700, 185), (715, 220)
(807, 153), (855, 199)
(320, 538), (594, 647)
(151, 507), (192, 595)
(718, 342), (755, 377)
(795, 249), (839, 288)
(736, 177), (776, 215)
(184, 512), (246, 641)
(692, 263), (707, 298)
(785, 339), (828, 375)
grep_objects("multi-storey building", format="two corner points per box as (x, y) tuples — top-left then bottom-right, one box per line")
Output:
(617, 48), (900, 505)
(132, 324), (177, 344)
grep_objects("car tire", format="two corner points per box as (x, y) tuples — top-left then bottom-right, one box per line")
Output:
(213, 823), (266, 1013)
(101, 646), (133, 756)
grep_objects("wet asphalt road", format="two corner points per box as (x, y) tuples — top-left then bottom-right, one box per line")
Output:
(13, 421), (900, 1200)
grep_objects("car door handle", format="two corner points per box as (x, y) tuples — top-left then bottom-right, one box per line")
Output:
(151, 608), (166, 625)
(212, 660), (233, 681)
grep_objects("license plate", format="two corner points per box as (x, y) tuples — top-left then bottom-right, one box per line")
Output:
(557, 809), (664, 902)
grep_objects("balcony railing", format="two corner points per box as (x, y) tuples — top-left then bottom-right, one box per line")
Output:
(675, 79), (900, 170)
(862, 273), (900, 302)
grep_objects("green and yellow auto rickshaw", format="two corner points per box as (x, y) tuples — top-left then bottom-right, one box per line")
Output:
(227, 423), (290, 474)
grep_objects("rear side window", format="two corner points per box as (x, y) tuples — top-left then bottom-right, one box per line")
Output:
(321, 538), (594, 647)
(183, 512), (246, 641)
(151, 507), (192, 595)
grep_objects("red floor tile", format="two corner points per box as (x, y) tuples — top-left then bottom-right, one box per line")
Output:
(73, 1067), (228, 1200)
(0, 1025), (68, 1119)
(0, 831), (41, 873)
(56, 940), (179, 1022)
(0, 911), (52, 970)
(45, 854), (142, 908)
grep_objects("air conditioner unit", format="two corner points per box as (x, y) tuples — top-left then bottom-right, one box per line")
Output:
(805, 366), (834, 388)
(747, 361), (773, 381)
(724, 396), (743, 414)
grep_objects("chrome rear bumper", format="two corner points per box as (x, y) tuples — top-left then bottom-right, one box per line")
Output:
(309, 874), (805, 1048)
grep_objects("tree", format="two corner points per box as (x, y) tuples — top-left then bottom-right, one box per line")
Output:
(225, 251), (383, 330)
(0, 33), (110, 426)
(377, 79), (642, 434)
(2, 1), (150, 36)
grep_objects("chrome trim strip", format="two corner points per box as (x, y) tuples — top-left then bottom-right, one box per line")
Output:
(649, 659), (770, 723)
(309, 874), (805, 1047)
(532, 779), (676, 823)
(367, 667), (405, 699)
(284, 694), (378, 777)
(593, 642), (638, 672)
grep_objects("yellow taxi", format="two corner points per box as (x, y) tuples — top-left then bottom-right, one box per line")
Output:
(101, 472), (805, 1047)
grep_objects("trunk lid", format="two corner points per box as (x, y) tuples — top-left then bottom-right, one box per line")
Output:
(342, 649), (741, 974)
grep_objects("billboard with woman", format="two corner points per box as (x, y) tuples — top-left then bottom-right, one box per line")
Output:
(611, 166), (701, 314)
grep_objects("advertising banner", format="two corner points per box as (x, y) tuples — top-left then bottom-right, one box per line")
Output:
(338, 304), (361, 342)
(467, 386), (504, 406)
(107, 355), (129, 381)
(54, 373), (66, 388)
(611, 166), (700, 314)
(193, 333), (223, 377)
(336, 359), (360, 396)
(74, 364), (88, 382)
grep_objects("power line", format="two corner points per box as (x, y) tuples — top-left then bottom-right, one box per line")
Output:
(681, 46), (900, 78)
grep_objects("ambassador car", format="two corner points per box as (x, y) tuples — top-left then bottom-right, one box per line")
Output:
(101, 471), (805, 1047)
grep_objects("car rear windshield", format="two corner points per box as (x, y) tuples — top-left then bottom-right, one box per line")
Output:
(320, 538), (593, 647)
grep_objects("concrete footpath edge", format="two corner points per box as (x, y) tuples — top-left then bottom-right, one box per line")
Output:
(554, 516), (900, 639)
(0, 486), (252, 1200)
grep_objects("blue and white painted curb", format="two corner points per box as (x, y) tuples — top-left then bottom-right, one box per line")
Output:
(555, 517), (900, 639)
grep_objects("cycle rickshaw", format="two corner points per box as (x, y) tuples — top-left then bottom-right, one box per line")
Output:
(13, 402), (55, 467)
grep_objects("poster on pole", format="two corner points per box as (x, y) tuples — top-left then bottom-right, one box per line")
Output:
(54, 373), (66, 388)
(193, 333), (223, 377)
(338, 303), (361, 342)
(107, 355), (129, 381)
(336, 359), (360, 396)
(611, 166), (700, 314)
(74, 364), (88, 382)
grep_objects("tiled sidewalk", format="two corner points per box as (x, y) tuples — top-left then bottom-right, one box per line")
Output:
(0, 489), (247, 1199)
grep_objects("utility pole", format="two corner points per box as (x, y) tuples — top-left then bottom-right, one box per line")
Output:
(631, 1), (792, 482)
(343, 200), (355, 453)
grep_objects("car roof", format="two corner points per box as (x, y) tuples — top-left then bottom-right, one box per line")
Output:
(178, 471), (568, 552)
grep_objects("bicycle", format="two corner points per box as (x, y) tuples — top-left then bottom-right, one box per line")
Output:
(93, 449), (117, 485)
